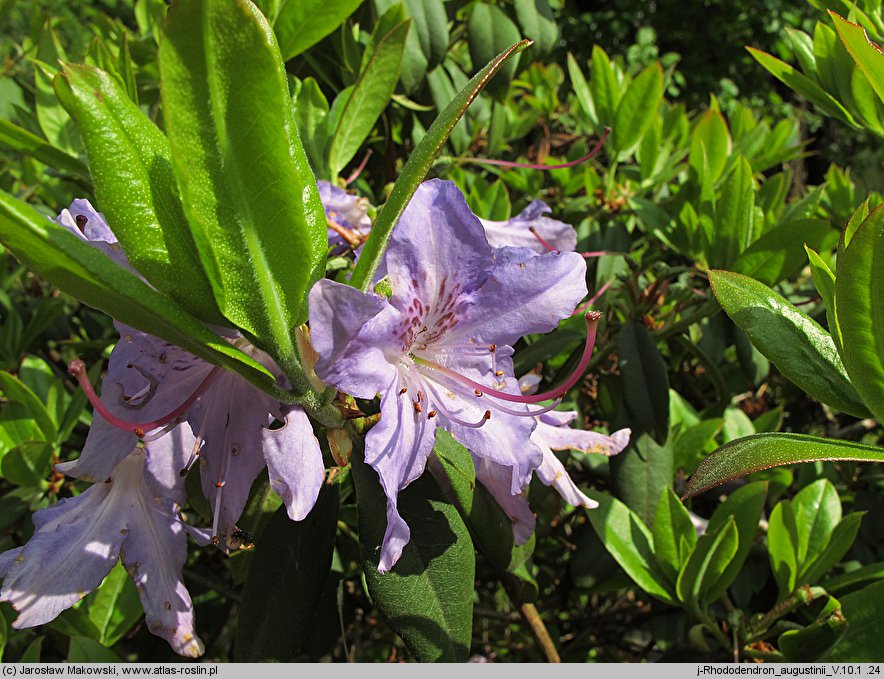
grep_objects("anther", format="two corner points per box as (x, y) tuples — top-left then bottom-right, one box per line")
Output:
(74, 214), (88, 232)
(399, 387), (408, 395)
(215, 480), (226, 488)
(413, 401), (423, 414)
(483, 410), (491, 420)
(474, 389), (483, 397)
(489, 344), (496, 352)
(495, 370), (504, 377)
(133, 428), (145, 439)
(428, 410), (437, 419)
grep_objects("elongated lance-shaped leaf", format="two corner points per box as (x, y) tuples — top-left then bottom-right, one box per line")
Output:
(684, 433), (884, 498)
(159, 0), (327, 371)
(0, 119), (89, 181)
(273, 0), (364, 61)
(54, 64), (225, 326)
(349, 39), (533, 292)
(709, 269), (869, 418)
(835, 205), (884, 422)
(831, 12), (884, 107)
(0, 190), (282, 398)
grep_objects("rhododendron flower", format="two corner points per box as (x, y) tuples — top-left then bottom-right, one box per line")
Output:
(318, 180), (372, 250)
(0, 438), (205, 657)
(478, 200), (577, 253)
(309, 179), (591, 571)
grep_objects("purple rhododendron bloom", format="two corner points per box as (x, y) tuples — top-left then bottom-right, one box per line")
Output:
(0, 437), (205, 657)
(318, 180), (372, 250)
(478, 200), (577, 254)
(309, 179), (590, 571)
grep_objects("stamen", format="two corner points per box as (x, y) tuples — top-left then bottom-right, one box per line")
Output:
(344, 148), (373, 186)
(327, 219), (363, 248)
(460, 128), (610, 170)
(68, 359), (220, 437)
(399, 387), (408, 395)
(141, 418), (184, 443)
(416, 312), (601, 405)
(424, 382), (491, 429)
(573, 281), (613, 316)
(211, 418), (233, 545)
(530, 226), (559, 253)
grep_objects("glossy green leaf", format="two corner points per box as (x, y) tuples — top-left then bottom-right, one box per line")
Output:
(0, 191), (281, 398)
(793, 479), (841, 568)
(835, 205), (884, 422)
(689, 109), (731, 183)
(676, 517), (738, 611)
(652, 486), (697, 584)
(612, 433), (673, 528)
(612, 63), (663, 156)
(747, 46), (857, 126)
(328, 9), (409, 177)
(350, 39), (531, 291)
(34, 25), (80, 156)
(293, 77), (330, 176)
(55, 64), (224, 325)
(513, 0), (557, 56)
(1, 441), (53, 487)
(822, 560), (884, 596)
(20, 636), (43, 662)
(801, 512), (864, 585)
(0, 604), (6, 661)
(713, 155), (754, 267)
(433, 431), (535, 582)
(67, 636), (120, 662)
(709, 270), (868, 417)
(590, 45), (619, 128)
(0, 372), (56, 441)
(586, 491), (676, 604)
(769, 499), (799, 597)
(274, 0), (363, 61)
(704, 481), (767, 601)
(805, 245), (842, 352)
(780, 610), (848, 662)
(353, 450), (474, 662)
(235, 487), (339, 661)
(617, 321), (669, 443)
(159, 0), (327, 360)
(467, 4), (521, 100)
(824, 580), (884, 661)
(831, 12), (884, 106)
(0, 119), (89, 180)
(685, 433), (884, 498)
(86, 562), (143, 647)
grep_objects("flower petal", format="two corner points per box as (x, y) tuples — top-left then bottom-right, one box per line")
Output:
(309, 279), (401, 398)
(479, 200), (577, 253)
(365, 376), (438, 572)
(534, 413), (631, 456)
(472, 456), (535, 545)
(262, 405), (325, 521)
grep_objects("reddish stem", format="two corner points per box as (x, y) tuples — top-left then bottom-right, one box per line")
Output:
(461, 128), (610, 170)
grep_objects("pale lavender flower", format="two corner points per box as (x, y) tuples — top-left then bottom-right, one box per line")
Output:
(478, 200), (577, 254)
(0, 436), (205, 657)
(318, 180), (372, 251)
(309, 179), (592, 571)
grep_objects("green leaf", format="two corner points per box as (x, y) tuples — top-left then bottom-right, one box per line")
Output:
(834, 205), (884, 422)
(293, 77), (330, 176)
(349, 39), (531, 291)
(747, 47), (857, 126)
(86, 562), (143, 647)
(824, 579), (884, 661)
(352, 449), (474, 662)
(467, 4), (522, 100)
(235, 487), (339, 661)
(327, 9), (409, 177)
(159, 0), (327, 359)
(20, 636), (43, 662)
(0, 402), (42, 464)
(652, 486), (697, 584)
(55, 64), (224, 325)
(704, 481), (767, 601)
(590, 45), (619, 128)
(0, 603), (6, 661)
(0, 118), (89, 180)
(1, 442), (53, 487)
(612, 433), (673, 528)
(780, 610), (849, 661)
(689, 109), (731, 183)
(612, 63), (663, 157)
(513, 0), (557, 56)
(684, 433), (884, 498)
(273, 0), (364, 61)
(676, 517), (739, 611)
(823, 560), (884, 596)
(769, 499), (800, 597)
(712, 155), (754, 267)
(831, 12), (884, 106)
(709, 269), (869, 417)
(433, 431), (535, 583)
(34, 25), (80, 156)
(586, 491), (677, 604)
(0, 372), (56, 441)
(0, 191), (281, 398)
(805, 244), (842, 352)
(616, 321), (669, 443)
(793, 479), (841, 569)
(802, 512), (865, 585)
(67, 636), (120, 662)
